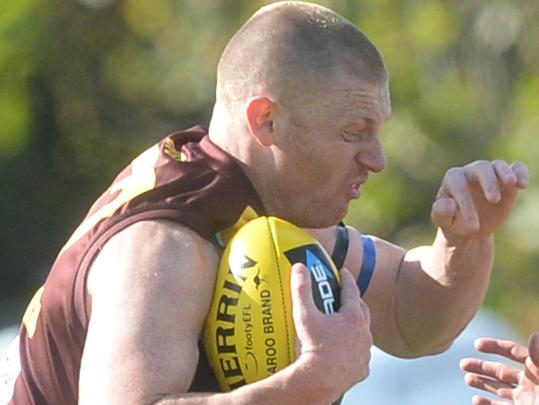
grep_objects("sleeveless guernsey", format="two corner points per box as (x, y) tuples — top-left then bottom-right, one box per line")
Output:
(4, 126), (266, 404)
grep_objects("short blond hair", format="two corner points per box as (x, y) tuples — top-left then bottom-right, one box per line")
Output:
(216, 1), (387, 106)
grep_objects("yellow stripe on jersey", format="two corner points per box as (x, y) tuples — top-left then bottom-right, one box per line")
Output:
(59, 144), (160, 255)
(22, 286), (44, 338)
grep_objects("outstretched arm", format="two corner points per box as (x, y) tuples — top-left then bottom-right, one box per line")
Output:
(377, 160), (528, 356)
(309, 160), (528, 358)
(460, 332), (539, 405)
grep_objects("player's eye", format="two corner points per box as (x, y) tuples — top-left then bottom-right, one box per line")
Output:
(341, 130), (369, 143)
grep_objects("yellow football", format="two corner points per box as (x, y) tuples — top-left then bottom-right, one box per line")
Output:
(203, 216), (342, 392)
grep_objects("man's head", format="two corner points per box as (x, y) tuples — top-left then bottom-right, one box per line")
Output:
(209, 1), (391, 227)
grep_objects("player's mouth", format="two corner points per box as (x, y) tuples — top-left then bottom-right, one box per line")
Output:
(348, 181), (363, 199)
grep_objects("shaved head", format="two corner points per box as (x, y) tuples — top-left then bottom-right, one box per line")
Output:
(209, 2), (391, 226)
(216, 1), (388, 107)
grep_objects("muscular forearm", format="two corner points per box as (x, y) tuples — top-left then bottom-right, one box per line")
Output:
(155, 358), (337, 405)
(394, 228), (494, 356)
(228, 358), (337, 405)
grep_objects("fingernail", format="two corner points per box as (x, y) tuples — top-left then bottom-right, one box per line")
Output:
(506, 174), (517, 183)
(518, 178), (528, 188)
(491, 192), (501, 203)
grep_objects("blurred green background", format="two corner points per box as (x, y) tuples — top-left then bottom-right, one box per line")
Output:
(1, 0), (537, 335)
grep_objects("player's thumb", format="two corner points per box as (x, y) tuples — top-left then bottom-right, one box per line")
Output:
(523, 332), (539, 386)
(528, 332), (539, 372)
(431, 197), (458, 229)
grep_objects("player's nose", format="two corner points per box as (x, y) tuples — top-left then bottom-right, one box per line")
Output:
(357, 142), (386, 173)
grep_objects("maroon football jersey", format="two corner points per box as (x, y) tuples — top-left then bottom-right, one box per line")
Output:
(3, 126), (266, 404)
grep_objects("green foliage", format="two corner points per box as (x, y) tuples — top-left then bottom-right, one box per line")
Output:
(0, 0), (537, 334)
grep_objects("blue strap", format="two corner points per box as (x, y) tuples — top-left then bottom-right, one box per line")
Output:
(357, 235), (376, 296)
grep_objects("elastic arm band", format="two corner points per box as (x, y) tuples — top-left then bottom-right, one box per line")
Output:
(330, 222), (349, 270)
(357, 235), (376, 296)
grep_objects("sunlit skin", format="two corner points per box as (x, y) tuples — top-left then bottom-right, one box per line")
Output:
(68, 3), (531, 405)
(245, 75), (391, 228)
(460, 332), (539, 405)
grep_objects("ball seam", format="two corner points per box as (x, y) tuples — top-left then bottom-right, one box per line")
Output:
(266, 217), (294, 365)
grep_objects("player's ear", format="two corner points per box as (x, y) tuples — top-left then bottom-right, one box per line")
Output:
(245, 96), (277, 147)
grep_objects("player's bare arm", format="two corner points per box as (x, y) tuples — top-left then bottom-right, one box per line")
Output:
(377, 160), (527, 356)
(311, 160), (528, 358)
(80, 220), (372, 405)
(392, 160), (528, 354)
(79, 220), (221, 403)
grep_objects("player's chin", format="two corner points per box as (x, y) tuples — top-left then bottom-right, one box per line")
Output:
(284, 199), (348, 228)
(327, 199), (350, 224)
(334, 198), (352, 222)
(310, 205), (348, 228)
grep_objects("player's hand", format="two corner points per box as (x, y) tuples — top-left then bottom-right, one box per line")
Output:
(290, 264), (372, 399)
(460, 332), (539, 405)
(431, 160), (528, 240)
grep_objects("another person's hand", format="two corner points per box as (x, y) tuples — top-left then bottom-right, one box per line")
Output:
(460, 332), (539, 405)
(291, 264), (372, 400)
(431, 160), (528, 241)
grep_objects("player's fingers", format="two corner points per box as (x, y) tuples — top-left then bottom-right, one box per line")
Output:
(464, 373), (515, 400)
(290, 263), (317, 318)
(431, 197), (458, 229)
(472, 395), (492, 405)
(460, 358), (521, 385)
(338, 268), (369, 322)
(474, 337), (529, 363)
(510, 161), (529, 189)
(529, 332), (539, 368)
(441, 168), (480, 229)
(466, 160), (501, 203)
(525, 332), (539, 384)
(472, 395), (511, 405)
(338, 269), (371, 336)
(492, 160), (517, 186)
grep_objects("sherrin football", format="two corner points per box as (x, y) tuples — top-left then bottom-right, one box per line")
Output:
(204, 216), (342, 392)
